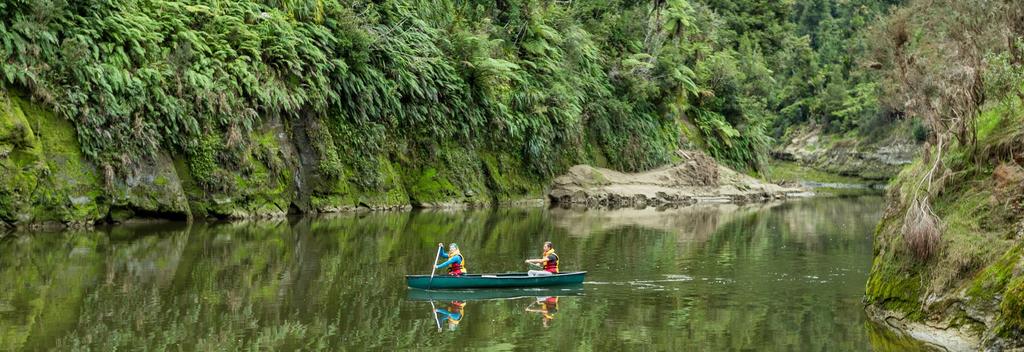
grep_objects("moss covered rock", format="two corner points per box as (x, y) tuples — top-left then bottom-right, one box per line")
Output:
(177, 116), (296, 219)
(108, 152), (190, 221)
(0, 91), (106, 225)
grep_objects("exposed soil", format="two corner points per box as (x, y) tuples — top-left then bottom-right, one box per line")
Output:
(549, 151), (810, 208)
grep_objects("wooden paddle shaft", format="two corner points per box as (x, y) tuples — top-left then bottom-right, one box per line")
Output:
(430, 300), (442, 331)
(428, 244), (442, 288)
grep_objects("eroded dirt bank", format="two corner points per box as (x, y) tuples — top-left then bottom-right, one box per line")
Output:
(549, 152), (810, 208)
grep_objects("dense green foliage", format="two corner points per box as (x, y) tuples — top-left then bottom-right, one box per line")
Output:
(0, 0), (896, 178)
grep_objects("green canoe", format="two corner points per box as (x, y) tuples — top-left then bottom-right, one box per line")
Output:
(405, 271), (586, 289)
(406, 285), (584, 301)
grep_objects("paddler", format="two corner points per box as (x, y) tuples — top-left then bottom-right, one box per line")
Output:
(435, 243), (467, 276)
(525, 241), (559, 276)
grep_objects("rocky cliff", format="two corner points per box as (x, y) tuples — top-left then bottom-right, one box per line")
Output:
(0, 90), (546, 227)
(774, 123), (920, 181)
(864, 120), (1024, 350)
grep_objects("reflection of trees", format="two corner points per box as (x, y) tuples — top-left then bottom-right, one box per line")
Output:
(0, 224), (187, 351)
(546, 195), (917, 351)
(0, 197), (929, 351)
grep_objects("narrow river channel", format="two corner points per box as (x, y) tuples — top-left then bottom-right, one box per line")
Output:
(1, 196), (931, 351)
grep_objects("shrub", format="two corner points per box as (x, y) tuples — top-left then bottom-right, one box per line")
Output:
(902, 198), (941, 261)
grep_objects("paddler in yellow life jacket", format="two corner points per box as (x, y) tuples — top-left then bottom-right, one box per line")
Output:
(525, 241), (559, 277)
(435, 301), (466, 331)
(435, 243), (467, 276)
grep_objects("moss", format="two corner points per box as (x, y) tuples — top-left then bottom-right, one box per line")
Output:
(153, 176), (169, 187)
(186, 133), (222, 186)
(0, 91), (106, 224)
(866, 193), (927, 320)
(310, 176), (356, 211)
(865, 251), (925, 320)
(406, 167), (459, 205)
(867, 120), (1024, 343)
(966, 243), (1022, 304)
(306, 118), (344, 180)
(998, 276), (1024, 337)
(352, 157), (407, 208)
(179, 127), (296, 218)
(397, 145), (502, 207)
(480, 152), (545, 201)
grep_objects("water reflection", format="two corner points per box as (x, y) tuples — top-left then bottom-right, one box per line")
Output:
(433, 301), (465, 332)
(0, 196), (931, 351)
(525, 296), (559, 328)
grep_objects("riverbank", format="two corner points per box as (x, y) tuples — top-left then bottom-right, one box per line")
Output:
(764, 160), (887, 195)
(773, 123), (920, 181)
(864, 105), (1024, 350)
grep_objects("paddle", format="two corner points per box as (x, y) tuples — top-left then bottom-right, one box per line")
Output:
(428, 244), (442, 289)
(429, 300), (442, 332)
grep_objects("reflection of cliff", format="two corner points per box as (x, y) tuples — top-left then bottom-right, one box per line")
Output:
(0, 231), (104, 351)
(549, 202), (780, 243)
(775, 196), (884, 242)
(0, 224), (191, 351)
(105, 223), (191, 287)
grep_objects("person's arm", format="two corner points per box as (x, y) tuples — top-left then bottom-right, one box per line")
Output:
(438, 245), (450, 259)
(435, 309), (453, 318)
(436, 255), (461, 269)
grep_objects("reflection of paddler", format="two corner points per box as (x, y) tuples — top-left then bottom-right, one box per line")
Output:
(435, 301), (466, 331)
(525, 296), (559, 328)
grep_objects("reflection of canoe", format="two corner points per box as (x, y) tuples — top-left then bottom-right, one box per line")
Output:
(405, 271), (586, 289)
(407, 286), (583, 301)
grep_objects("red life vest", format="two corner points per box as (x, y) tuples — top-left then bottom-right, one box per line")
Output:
(542, 249), (559, 273)
(447, 250), (466, 276)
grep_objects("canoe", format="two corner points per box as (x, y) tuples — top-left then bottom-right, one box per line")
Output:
(406, 285), (583, 301)
(405, 271), (586, 289)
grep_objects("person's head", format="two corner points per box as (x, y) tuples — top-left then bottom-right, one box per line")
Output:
(449, 243), (459, 251)
(543, 241), (553, 251)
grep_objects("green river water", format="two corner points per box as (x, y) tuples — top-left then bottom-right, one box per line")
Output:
(0, 196), (930, 351)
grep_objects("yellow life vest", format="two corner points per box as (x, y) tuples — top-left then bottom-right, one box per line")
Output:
(447, 302), (465, 329)
(448, 249), (467, 275)
(542, 248), (559, 273)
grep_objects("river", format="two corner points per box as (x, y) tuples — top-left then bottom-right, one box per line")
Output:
(0, 196), (930, 351)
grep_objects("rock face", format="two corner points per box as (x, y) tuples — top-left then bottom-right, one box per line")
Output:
(1, 93), (106, 226)
(865, 158), (1024, 351)
(0, 91), (547, 227)
(549, 151), (810, 208)
(774, 125), (920, 180)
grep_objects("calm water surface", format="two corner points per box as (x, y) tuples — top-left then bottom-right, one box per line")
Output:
(0, 196), (929, 351)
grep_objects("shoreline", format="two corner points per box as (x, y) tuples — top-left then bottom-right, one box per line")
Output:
(1, 188), (828, 233)
(865, 305), (980, 352)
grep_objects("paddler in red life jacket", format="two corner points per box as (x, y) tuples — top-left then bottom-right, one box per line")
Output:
(435, 243), (467, 276)
(525, 241), (559, 277)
